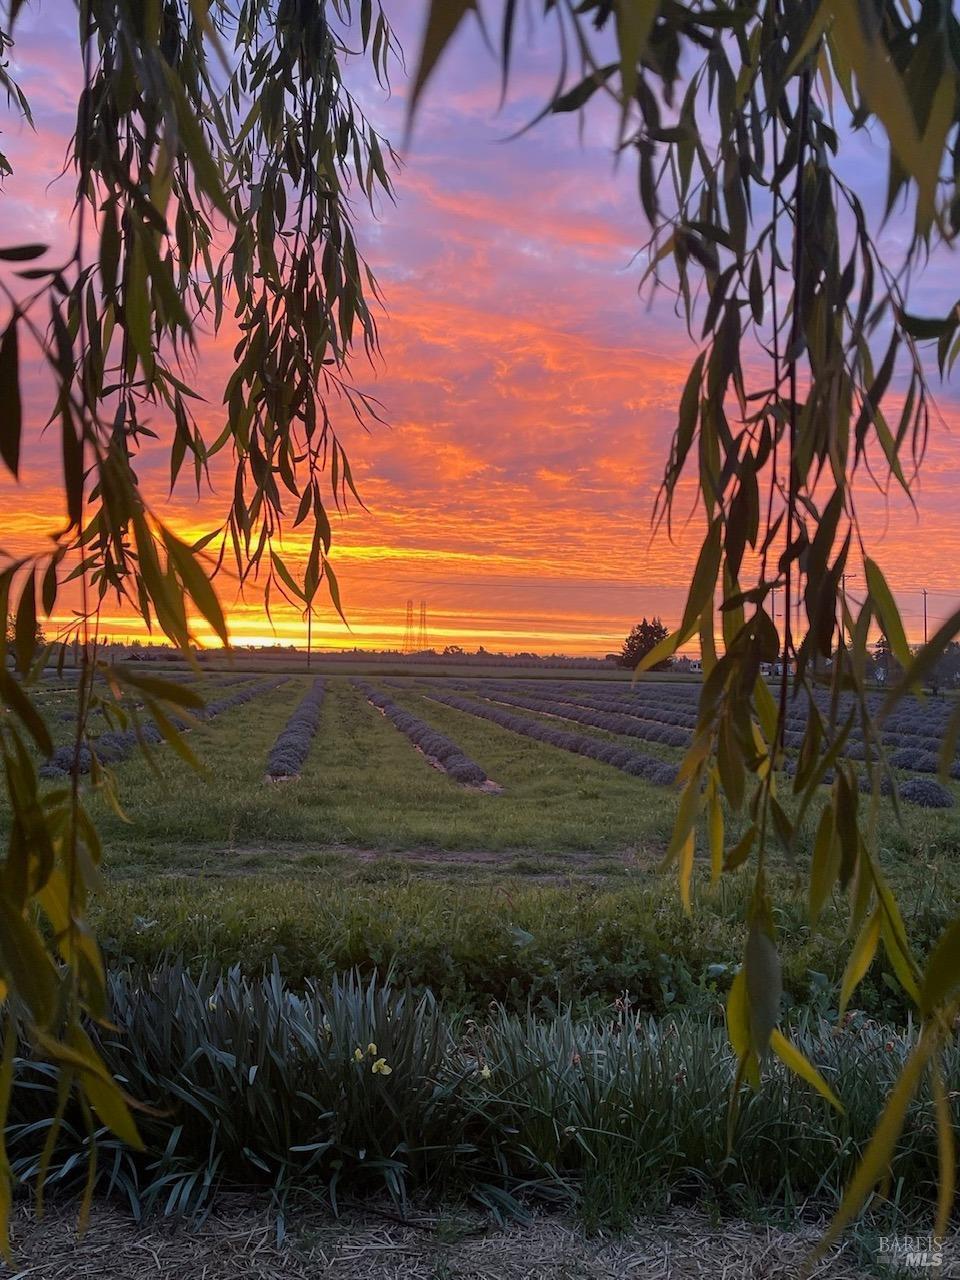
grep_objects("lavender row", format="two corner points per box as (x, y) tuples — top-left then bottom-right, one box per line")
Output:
(266, 679), (325, 778)
(40, 677), (287, 779)
(501, 681), (957, 767)
(512, 685), (952, 805)
(353, 681), (490, 787)
(436, 679), (957, 800)
(425, 691), (677, 788)
(475, 686), (690, 749)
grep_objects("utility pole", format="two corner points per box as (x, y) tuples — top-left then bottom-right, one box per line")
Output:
(923, 587), (928, 646)
(402, 599), (415, 654)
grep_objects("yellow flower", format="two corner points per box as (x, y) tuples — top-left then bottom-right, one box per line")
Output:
(480, 1065), (492, 1080)
(372, 1058), (392, 1076)
(353, 1047), (363, 1062)
(367, 1042), (378, 1057)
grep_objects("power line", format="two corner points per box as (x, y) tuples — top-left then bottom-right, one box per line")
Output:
(401, 599), (415, 654)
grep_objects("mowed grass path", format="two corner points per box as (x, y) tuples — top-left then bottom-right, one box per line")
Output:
(93, 676), (674, 869)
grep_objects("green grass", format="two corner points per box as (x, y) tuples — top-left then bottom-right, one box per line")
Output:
(12, 675), (957, 874)
(4, 672), (959, 1029)
(86, 677), (677, 867)
(91, 859), (957, 1021)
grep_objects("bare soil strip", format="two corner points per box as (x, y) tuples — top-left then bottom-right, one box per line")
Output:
(0, 1199), (901, 1280)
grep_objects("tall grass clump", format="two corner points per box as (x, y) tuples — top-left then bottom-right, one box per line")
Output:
(6, 966), (956, 1229)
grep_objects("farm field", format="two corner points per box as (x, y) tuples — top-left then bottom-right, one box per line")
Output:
(40, 668), (960, 859)
(8, 667), (958, 1017)
(5, 665), (960, 1263)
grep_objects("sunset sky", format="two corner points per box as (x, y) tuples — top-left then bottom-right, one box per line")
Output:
(2, 4), (959, 654)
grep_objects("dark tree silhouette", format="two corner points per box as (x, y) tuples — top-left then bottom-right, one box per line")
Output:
(619, 618), (671, 671)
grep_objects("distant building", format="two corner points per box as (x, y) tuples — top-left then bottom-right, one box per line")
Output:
(673, 656), (701, 674)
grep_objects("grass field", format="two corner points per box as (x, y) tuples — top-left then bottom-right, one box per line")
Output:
(77, 672), (960, 864)
(7, 668), (949, 1019)
(5, 666), (960, 1251)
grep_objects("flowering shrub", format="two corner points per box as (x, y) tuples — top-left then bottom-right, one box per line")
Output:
(266, 678), (325, 778)
(39, 676), (288, 779)
(897, 777), (955, 809)
(424, 679), (960, 804)
(426, 691), (677, 788)
(353, 680), (491, 786)
(472, 685), (691, 749)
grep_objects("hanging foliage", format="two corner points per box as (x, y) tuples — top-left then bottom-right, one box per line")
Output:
(0, 0), (396, 1235)
(411, 0), (960, 1243)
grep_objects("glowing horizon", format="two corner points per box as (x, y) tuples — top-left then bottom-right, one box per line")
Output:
(2, 7), (959, 659)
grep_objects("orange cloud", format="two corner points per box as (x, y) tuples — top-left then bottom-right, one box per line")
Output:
(2, 11), (959, 655)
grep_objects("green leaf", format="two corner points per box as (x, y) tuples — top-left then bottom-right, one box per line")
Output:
(145, 700), (203, 773)
(551, 66), (618, 114)
(160, 63), (232, 219)
(118, 670), (205, 709)
(931, 1059), (955, 1241)
(744, 919), (781, 1061)
(808, 804), (838, 926)
(13, 571), (36, 675)
(0, 899), (58, 1025)
(884, 604), (960, 715)
(614, 1), (659, 137)
(163, 529), (229, 646)
(832, 9), (955, 229)
(726, 969), (759, 1090)
(920, 917), (960, 1015)
(0, 669), (52, 756)
(900, 309), (958, 341)
(0, 317), (21, 478)
(0, 243), (47, 261)
(408, 2), (476, 124)
(68, 1027), (143, 1151)
(839, 905), (880, 1017)
(681, 518), (722, 636)
(723, 823), (757, 872)
(323, 559), (348, 627)
(678, 830), (695, 916)
(819, 1031), (936, 1253)
(661, 773), (703, 871)
(864, 558), (910, 674)
(707, 777), (723, 884)
(270, 551), (306, 604)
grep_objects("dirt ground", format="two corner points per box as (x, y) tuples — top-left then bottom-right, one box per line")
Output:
(2, 1197), (944, 1279)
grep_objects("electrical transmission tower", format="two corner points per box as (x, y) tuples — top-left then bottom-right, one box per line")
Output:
(418, 600), (428, 652)
(402, 599), (415, 654)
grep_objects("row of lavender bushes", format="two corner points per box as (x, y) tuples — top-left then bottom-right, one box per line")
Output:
(439, 680), (954, 806)
(424, 690), (677, 787)
(266, 678), (325, 778)
(40, 677), (287, 779)
(467, 684), (690, 749)
(354, 680), (491, 786)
